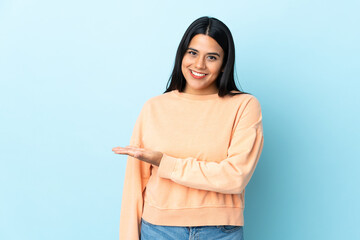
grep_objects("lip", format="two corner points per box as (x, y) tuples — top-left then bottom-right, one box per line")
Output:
(189, 69), (207, 79)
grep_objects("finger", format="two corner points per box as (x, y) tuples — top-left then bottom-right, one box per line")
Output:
(113, 147), (131, 155)
(113, 150), (128, 155)
(114, 147), (140, 158)
(113, 146), (149, 161)
(114, 146), (134, 151)
(112, 147), (125, 152)
(124, 146), (145, 152)
(112, 147), (127, 151)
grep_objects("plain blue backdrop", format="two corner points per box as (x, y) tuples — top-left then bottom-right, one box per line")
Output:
(1, 0), (359, 239)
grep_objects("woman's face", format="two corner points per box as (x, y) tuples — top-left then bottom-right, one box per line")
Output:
(181, 34), (224, 95)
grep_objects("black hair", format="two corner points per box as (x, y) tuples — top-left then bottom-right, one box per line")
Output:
(164, 16), (250, 97)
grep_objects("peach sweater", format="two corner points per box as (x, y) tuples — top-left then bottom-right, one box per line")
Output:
(119, 89), (264, 240)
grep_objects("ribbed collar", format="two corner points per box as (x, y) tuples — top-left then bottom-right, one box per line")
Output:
(171, 89), (220, 101)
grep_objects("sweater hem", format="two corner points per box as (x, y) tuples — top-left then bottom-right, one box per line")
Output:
(142, 201), (244, 226)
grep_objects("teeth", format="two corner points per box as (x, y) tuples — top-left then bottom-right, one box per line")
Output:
(191, 70), (206, 77)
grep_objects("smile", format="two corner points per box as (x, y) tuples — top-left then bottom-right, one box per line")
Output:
(190, 69), (207, 79)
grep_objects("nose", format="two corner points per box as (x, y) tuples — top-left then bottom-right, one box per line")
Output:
(195, 56), (206, 69)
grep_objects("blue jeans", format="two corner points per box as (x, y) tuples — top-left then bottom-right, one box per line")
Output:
(140, 218), (244, 240)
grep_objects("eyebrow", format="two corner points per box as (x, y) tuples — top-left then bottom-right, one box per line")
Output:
(187, 47), (221, 57)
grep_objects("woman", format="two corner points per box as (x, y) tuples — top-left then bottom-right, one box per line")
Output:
(112, 16), (264, 240)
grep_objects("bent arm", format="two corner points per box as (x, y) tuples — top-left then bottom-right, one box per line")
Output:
(157, 97), (264, 195)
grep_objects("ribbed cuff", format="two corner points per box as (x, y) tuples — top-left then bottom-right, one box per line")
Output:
(157, 153), (178, 179)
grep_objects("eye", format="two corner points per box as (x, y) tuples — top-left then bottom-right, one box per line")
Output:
(188, 50), (197, 55)
(208, 55), (217, 60)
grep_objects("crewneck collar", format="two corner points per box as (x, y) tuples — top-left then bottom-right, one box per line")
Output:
(171, 89), (220, 101)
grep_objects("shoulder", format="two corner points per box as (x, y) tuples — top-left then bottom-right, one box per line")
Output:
(228, 91), (261, 109)
(228, 92), (263, 127)
(145, 91), (172, 104)
(148, 91), (173, 102)
(140, 91), (173, 111)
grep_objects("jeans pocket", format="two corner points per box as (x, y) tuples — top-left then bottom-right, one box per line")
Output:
(216, 225), (243, 233)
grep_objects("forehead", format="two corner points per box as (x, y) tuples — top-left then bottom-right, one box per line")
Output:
(188, 34), (224, 54)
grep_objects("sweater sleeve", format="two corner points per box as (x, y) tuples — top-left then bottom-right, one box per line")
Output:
(157, 96), (264, 195)
(119, 103), (152, 240)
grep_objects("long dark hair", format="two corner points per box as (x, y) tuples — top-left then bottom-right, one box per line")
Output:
(164, 16), (250, 97)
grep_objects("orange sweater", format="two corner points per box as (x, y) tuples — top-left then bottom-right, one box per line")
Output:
(119, 89), (264, 240)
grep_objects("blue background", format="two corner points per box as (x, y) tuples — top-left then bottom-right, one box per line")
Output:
(1, 0), (359, 239)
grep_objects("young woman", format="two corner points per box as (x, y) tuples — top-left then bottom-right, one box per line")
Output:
(112, 16), (264, 240)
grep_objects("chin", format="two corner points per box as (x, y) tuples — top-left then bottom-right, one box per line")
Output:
(187, 81), (207, 89)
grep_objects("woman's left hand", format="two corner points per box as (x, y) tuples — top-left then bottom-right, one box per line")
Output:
(112, 145), (163, 166)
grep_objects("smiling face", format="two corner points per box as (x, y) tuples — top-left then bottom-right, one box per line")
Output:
(181, 34), (224, 95)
